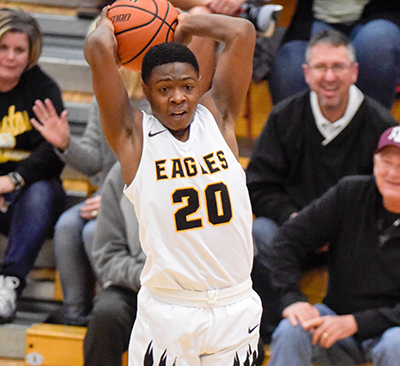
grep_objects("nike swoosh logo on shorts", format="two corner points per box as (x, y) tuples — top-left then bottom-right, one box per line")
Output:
(248, 324), (259, 334)
(148, 129), (166, 137)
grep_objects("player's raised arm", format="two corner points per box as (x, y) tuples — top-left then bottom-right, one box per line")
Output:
(174, 13), (256, 155)
(84, 7), (143, 185)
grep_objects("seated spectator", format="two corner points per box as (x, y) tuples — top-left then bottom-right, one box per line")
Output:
(266, 125), (400, 366)
(0, 8), (66, 324)
(31, 68), (149, 326)
(246, 28), (398, 343)
(268, 0), (400, 109)
(84, 162), (145, 366)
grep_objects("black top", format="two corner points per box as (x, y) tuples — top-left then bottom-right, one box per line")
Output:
(246, 90), (397, 225)
(0, 65), (65, 185)
(267, 175), (400, 341)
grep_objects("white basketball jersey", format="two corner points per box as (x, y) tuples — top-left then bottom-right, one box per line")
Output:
(124, 105), (254, 291)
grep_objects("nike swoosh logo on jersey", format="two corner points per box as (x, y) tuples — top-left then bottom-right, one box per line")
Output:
(148, 129), (166, 137)
(248, 324), (259, 334)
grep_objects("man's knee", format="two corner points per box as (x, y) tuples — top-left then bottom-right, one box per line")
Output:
(272, 318), (310, 346)
(354, 20), (400, 54)
(252, 217), (279, 251)
(372, 327), (400, 363)
(55, 206), (82, 233)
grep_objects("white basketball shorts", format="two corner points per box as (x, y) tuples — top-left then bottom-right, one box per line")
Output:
(128, 286), (262, 366)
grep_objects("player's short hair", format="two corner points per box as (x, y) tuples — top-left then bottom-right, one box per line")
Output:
(142, 42), (199, 84)
(0, 8), (42, 70)
(305, 28), (356, 64)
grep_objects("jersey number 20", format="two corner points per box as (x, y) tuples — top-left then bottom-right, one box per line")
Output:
(172, 182), (232, 231)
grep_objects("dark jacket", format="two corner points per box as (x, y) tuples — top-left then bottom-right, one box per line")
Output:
(267, 175), (400, 341)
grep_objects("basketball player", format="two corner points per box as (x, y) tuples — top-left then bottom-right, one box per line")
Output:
(84, 8), (261, 366)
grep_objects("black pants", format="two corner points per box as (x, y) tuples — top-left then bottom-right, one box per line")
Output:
(84, 285), (138, 366)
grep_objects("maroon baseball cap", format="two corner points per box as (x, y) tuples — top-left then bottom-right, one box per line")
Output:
(375, 126), (400, 153)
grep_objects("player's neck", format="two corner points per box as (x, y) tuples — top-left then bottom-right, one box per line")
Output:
(169, 125), (191, 142)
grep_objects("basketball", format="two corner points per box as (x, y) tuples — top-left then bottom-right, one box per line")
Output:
(108, 0), (179, 71)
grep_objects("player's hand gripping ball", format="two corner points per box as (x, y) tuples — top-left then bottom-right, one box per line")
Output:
(108, 0), (179, 71)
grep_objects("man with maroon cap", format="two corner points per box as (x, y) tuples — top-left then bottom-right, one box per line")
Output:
(265, 125), (400, 366)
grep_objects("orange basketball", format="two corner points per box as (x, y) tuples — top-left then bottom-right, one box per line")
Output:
(108, 0), (179, 71)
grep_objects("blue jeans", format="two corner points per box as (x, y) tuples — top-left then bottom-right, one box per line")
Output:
(54, 201), (96, 321)
(251, 217), (330, 342)
(0, 178), (66, 293)
(268, 19), (400, 109)
(268, 304), (400, 366)
(251, 217), (281, 342)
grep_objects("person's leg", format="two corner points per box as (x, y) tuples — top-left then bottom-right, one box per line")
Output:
(54, 202), (94, 325)
(268, 315), (314, 366)
(201, 291), (263, 366)
(82, 218), (97, 268)
(311, 304), (366, 366)
(267, 40), (308, 105)
(350, 19), (400, 109)
(251, 217), (281, 343)
(364, 327), (400, 366)
(84, 285), (138, 366)
(268, 304), (366, 366)
(1, 178), (66, 292)
(311, 20), (335, 36)
(252, 216), (279, 259)
(82, 218), (99, 297)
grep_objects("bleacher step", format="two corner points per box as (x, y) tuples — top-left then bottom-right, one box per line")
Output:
(33, 12), (94, 94)
(26, 324), (87, 366)
(39, 56), (92, 94)
(0, 312), (50, 359)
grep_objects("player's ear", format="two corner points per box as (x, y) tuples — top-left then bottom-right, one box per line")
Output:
(142, 81), (149, 98)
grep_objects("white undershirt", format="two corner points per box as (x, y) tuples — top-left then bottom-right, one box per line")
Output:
(311, 84), (364, 146)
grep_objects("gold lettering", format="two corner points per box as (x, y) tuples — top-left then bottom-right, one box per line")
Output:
(1, 106), (32, 135)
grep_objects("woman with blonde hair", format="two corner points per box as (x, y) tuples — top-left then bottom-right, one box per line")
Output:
(0, 8), (66, 324)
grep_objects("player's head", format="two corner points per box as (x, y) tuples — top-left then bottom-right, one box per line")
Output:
(0, 8), (42, 70)
(141, 42), (201, 141)
(142, 42), (199, 85)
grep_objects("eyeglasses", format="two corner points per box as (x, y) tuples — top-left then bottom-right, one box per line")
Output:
(308, 63), (354, 75)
